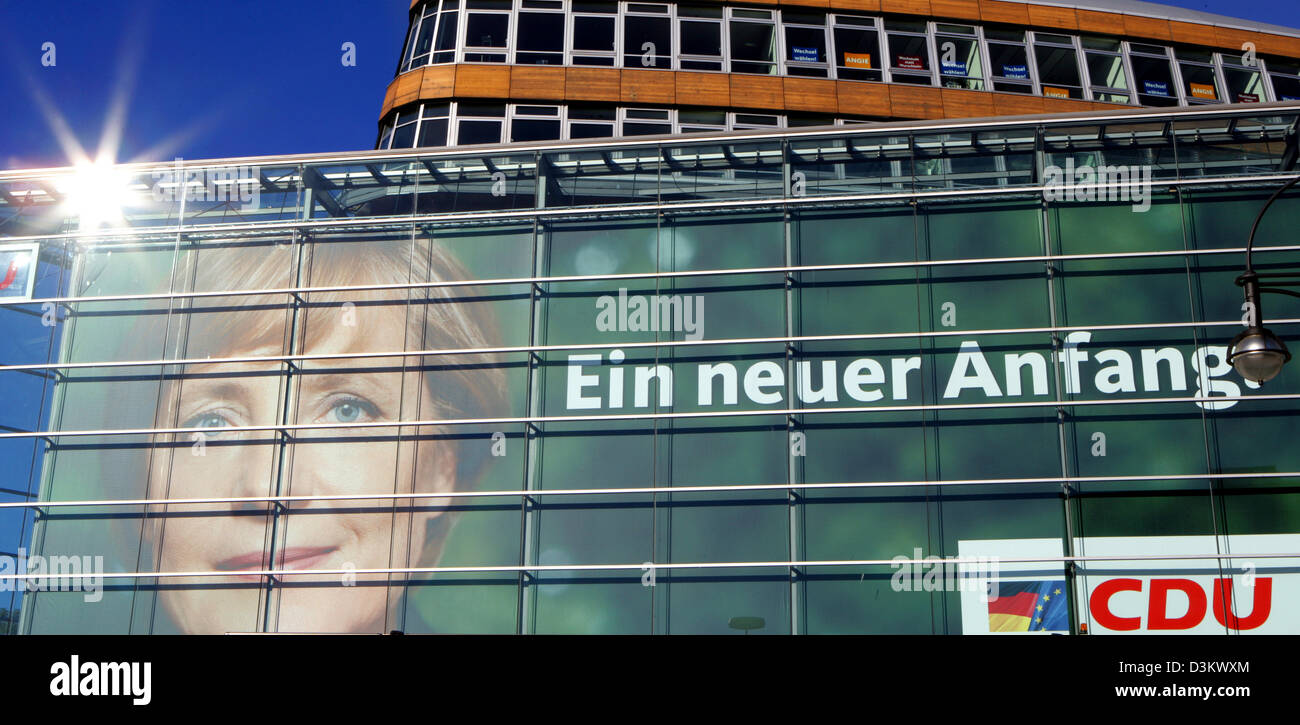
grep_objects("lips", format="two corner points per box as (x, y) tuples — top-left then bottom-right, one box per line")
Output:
(215, 546), (338, 581)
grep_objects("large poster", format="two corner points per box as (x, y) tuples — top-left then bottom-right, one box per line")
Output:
(11, 196), (1300, 634)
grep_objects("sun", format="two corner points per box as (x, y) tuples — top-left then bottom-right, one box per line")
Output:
(60, 156), (136, 231)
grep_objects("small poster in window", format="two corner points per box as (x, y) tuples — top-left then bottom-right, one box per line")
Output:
(0, 243), (39, 302)
(1143, 80), (1170, 96)
(1237, 92), (1260, 103)
(792, 46), (820, 63)
(941, 59), (968, 76)
(843, 52), (872, 68)
(1189, 82), (1217, 100)
(896, 54), (924, 70)
(1282, 95), (1300, 101)
(1042, 85), (1070, 99)
(1002, 64), (1028, 79)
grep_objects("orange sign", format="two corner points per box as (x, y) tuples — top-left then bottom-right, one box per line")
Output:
(844, 52), (872, 69)
(1042, 86), (1070, 99)
(1189, 82), (1217, 100)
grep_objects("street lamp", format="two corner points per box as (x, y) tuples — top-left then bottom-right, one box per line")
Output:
(1227, 176), (1300, 383)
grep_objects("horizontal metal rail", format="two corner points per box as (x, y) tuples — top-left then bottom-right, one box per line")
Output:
(1, 171), (1297, 246)
(3, 471), (1296, 510)
(1, 316), (1295, 374)
(0, 392), (1296, 440)
(7, 552), (1300, 582)
(1, 243), (1297, 309)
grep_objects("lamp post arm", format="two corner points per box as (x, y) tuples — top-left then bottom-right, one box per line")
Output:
(1245, 175), (1300, 274)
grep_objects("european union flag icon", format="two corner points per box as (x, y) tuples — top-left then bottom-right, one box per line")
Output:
(987, 580), (1069, 632)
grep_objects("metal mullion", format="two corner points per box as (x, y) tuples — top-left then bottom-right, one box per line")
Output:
(782, 202), (802, 635)
(517, 217), (547, 635)
(261, 227), (308, 633)
(1039, 190), (1082, 635)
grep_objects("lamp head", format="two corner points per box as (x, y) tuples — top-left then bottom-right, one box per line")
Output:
(1228, 325), (1291, 383)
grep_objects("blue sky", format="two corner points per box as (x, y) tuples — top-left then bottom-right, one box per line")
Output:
(0, 0), (1298, 170)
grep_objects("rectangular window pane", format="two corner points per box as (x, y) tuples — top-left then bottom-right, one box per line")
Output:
(833, 26), (882, 81)
(1180, 63), (1219, 102)
(989, 42), (1029, 80)
(417, 118), (449, 147)
(1131, 55), (1178, 105)
(511, 118), (561, 143)
(517, 12), (564, 65)
(731, 21), (776, 74)
(466, 13), (508, 47)
(888, 33), (931, 83)
(458, 119), (503, 145)
(1086, 53), (1127, 90)
(624, 15), (671, 68)
(573, 15), (614, 52)
(1225, 67), (1265, 102)
(1034, 44), (1082, 98)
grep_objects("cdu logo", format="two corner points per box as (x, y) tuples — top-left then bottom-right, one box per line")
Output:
(0, 243), (40, 301)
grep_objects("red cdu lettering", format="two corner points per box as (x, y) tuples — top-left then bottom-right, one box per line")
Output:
(1090, 578), (1143, 631)
(1148, 578), (1207, 630)
(1213, 577), (1272, 631)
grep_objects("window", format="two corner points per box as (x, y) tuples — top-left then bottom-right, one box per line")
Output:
(1083, 37), (1130, 104)
(679, 110), (726, 133)
(509, 105), (561, 143)
(624, 3), (672, 69)
(935, 24), (983, 91)
(730, 8), (777, 75)
(885, 20), (932, 86)
(464, 0), (510, 63)
(517, 1), (565, 65)
(1129, 44), (1179, 106)
(622, 108), (672, 136)
(419, 103), (451, 147)
(832, 15), (882, 82)
(1219, 53), (1266, 103)
(784, 11), (830, 78)
(1267, 58), (1300, 101)
(432, 1), (460, 64)
(678, 5), (723, 71)
(986, 28), (1033, 94)
(570, 2), (616, 66)
(1177, 48), (1221, 104)
(568, 107), (616, 138)
(405, 2), (441, 70)
(391, 108), (421, 149)
(732, 112), (781, 130)
(1032, 32), (1083, 99)
(457, 103), (506, 145)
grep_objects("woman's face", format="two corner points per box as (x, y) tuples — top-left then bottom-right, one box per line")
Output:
(147, 305), (452, 633)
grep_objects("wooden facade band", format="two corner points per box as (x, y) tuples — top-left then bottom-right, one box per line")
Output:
(382, 63), (1161, 122)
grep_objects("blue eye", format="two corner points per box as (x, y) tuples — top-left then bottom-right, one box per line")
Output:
(185, 412), (231, 430)
(327, 397), (377, 424)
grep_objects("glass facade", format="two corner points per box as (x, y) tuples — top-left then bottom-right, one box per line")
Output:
(2, 105), (1299, 634)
